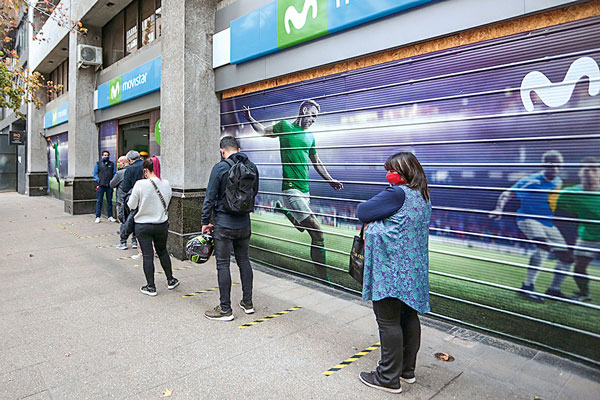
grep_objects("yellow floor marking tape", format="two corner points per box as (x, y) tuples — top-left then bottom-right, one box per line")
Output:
(81, 233), (119, 239)
(238, 306), (302, 329)
(323, 342), (381, 376)
(61, 227), (83, 238)
(182, 283), (239, 298)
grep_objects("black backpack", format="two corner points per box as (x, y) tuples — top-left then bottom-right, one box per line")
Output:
(222, 158), (258, 215)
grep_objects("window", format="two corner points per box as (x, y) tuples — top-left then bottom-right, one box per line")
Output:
(102, 10), (125, 67)
(15, 22), (27, 58)
(125, 1), (138, 56)
(101, 0), (162, 68)
(48, 59), (68, 101)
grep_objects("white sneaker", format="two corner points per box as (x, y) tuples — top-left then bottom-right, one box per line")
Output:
(94, 217), (101, 223)
(108, 217), (117, 222)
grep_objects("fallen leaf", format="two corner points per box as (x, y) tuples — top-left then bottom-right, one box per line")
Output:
(162, 388), (173, 397)
(434, 352), (455, 362)
(29, 254), (34, 257)
(64, 353), (71, 357)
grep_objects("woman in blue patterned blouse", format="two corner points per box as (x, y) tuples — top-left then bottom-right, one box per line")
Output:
(356, 152), (432, 394)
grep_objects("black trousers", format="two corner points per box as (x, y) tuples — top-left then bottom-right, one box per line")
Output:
(214, 225), (253, 313)
(372, 298), (421, 387)
(135, 221), (173, 287)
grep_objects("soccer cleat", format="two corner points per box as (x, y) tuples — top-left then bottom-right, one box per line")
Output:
(204, 305), (234, 321)
(108, 217), (117, 222)
(573, 292), (592, 302)
(116, 243), (128, 250)
(140, 285), (157, 296)
(274, 200), (304, 232)
(167, 278), (180, 290)
(94, 217), (101, 223)
(517, 283), (544, 303)
(359, 372), (402, 394)
(544, 288), (571, 300)
(239, 300), (255, 314)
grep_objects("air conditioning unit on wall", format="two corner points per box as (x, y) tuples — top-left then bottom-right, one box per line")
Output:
(77, 44), (102, 69)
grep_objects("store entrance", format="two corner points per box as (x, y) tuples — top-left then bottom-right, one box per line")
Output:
(118, 117), (149, 158)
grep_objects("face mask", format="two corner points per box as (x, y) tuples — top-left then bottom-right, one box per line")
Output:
(386, 172), (406, 185)
(102, 156), (109, 162)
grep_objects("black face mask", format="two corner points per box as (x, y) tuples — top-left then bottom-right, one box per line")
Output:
(102, 157), (109, 162)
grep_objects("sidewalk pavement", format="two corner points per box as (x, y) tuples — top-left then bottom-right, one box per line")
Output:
(1, 192), (599, 400)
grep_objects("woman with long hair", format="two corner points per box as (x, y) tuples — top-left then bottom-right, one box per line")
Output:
(356, 152), (432, 394)
(127, 157), (179, 296)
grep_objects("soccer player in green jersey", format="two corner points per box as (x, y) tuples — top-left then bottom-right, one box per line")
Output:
(243, 100), (343, 284)
(548, 157), (600, 302)
(52, 140), (60, 186)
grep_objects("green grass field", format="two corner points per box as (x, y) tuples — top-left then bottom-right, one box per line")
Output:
(250, 213), (600, 362)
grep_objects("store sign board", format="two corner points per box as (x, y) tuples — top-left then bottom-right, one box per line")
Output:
(230, 0), (435, 64)
(44, 103), (69, 129)
(96, 57), (161, 110)
(9, 130), (25, 145)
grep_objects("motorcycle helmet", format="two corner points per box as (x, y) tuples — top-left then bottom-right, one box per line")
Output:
(185, 233), (214, 264)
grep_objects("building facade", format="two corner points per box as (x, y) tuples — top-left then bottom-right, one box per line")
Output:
(18, 0), (600, 364)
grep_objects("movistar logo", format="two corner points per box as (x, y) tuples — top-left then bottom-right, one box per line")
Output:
(284, 0), (317, 34)
(122, 72), (148, 91)
(277, 0), (327, 49)
(520, 56), (600, 112)
(109, 77), (121, 105)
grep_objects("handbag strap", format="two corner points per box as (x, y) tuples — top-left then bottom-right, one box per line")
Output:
(149, 179), (168, 214)
(359, 223), (366, 238)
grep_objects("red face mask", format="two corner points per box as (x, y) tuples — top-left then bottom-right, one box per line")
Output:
(386, 172), (406, 185)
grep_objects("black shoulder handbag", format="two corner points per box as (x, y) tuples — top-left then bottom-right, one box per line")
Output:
(348, 224), (366, 285)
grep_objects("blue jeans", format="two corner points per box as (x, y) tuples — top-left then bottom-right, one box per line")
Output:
(95, 186), (114, 218)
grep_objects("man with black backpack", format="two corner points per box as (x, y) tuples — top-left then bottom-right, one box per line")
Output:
(201, 136), (259, 321)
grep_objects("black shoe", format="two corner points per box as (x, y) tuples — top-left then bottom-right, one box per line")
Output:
(167, 278), (180, 290)
(518, 283), (544, 303)
(545, 288), (570, 300)
(359, 371), (402, 394)
(400, 372), (416, 384)
(140, 285), (157, 296)
(204, 305), (234, 321)
(239, 300), (255, 314)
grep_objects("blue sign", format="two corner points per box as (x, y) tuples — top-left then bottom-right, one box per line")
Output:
(230, 0), (435, 64)
(44, 103), (69, 129)
(96, 57), (161, 110)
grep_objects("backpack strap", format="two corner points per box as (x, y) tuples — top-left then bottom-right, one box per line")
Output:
(223, 158), (235, 168)
(149, 179), (168, 215)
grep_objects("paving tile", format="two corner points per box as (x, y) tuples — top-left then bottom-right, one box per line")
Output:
(0, 366), (48, 400)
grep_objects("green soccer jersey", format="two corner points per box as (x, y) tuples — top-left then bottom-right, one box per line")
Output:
(556, 185), (600, 242)
(273, 120), (316, 193)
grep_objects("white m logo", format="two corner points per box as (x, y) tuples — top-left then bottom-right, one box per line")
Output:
(110, 82), (120, 100)
(520, 56), (600, 112)
(284, 0), (318, 34)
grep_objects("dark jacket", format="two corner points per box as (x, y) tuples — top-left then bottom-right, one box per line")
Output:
(201, 152), (259, 229)
(356, 185), (406, 223)
(120, 159), (144, 195)
(94, 159), (116, 187)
